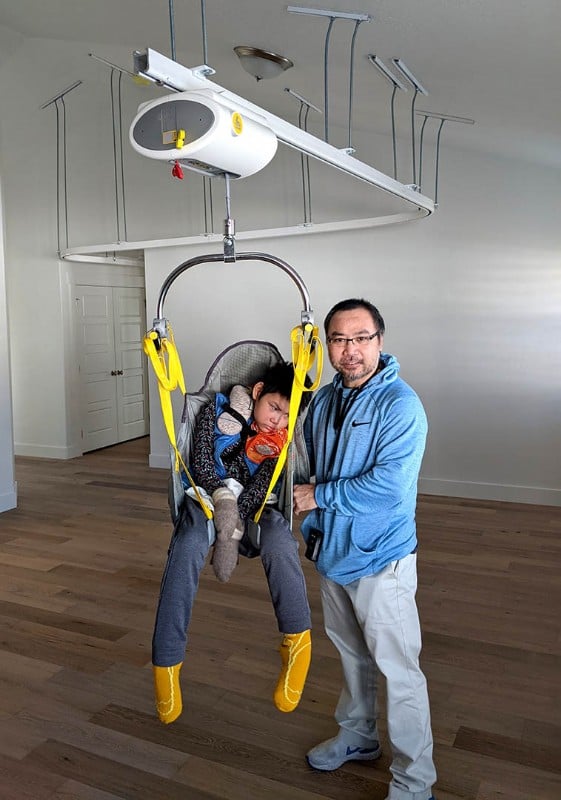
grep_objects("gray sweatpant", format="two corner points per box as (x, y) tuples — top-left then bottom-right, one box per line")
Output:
(152, 497), (312, 666)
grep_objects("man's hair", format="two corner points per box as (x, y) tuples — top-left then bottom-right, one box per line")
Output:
(324, 298), (385, 336)
(258, 361), (313, 413)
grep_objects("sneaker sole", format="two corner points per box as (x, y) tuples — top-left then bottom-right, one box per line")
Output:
(306, 743), (382, 771)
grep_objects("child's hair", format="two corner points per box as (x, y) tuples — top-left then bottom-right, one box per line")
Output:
(258, 361), (313, 414)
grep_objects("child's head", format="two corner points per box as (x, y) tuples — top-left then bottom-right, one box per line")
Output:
(251, 361), (311, 433)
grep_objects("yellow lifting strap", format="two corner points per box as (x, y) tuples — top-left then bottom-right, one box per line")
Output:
(253, 322), (323, 523)
(143, 325), (213, 520)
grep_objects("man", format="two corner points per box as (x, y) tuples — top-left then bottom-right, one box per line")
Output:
(294, 298), (436, 800)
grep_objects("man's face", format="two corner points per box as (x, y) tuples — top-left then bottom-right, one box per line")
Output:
(326, 308), (384, 388)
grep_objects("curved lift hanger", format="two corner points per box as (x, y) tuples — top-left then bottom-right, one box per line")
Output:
(151, 174), (315, 337)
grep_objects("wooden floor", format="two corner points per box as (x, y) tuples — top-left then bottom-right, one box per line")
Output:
(0, 437), (560, 800)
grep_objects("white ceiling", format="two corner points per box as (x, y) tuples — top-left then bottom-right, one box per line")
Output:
(1, 0), (560, 170)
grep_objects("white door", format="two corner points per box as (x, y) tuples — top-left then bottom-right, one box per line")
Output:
(76, 285), (149, 452)
(113, 287), (150, 442)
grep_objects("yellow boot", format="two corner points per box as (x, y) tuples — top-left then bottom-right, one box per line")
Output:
(153, 662), (183, 724)
(274, 630), (311, 713)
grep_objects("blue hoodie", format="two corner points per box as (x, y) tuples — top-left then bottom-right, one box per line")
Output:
(300, 353), (427, 585)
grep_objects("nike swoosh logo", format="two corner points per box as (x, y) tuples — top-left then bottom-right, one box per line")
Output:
(345, 746), (378, 755)
(351, 420), (370, 427)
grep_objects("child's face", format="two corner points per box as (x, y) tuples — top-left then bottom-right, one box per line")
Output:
(251, 384), (290, 433)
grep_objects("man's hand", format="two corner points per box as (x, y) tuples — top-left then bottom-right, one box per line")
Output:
(293, 483), (318, 515)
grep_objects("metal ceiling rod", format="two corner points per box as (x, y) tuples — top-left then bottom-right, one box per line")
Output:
(296, 96), (313, 223)
(391, 59), (427, 188)
(169, 0), (176, 61)
(202, 178), (214, 235)
(367, 55), (407, 181)
(285, 88), (322, 224)
(169, 0), (209, 64)
(417, 114), (430, 192)
(41, 81), (82, 255)
(322, 16), (335, 143)
(433, 118), (447, 207)
(287, 7), (370, 145)
(56, 98), (69, 253)
(416, 110), (475, 205)
(169, 1), (215, 236)
(89, 56), (131, 243)
(200, 0), (208, 65)
(301, 103), (313, 223)
(347, 19), (364, 153)
(91, 56), (128, 242)
(110, 69), (128, 242)
(199, 1), (213, 234)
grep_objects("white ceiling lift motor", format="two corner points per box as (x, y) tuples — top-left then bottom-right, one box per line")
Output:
(129, 90), (278, 179)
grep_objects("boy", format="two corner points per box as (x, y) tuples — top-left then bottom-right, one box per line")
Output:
(152, 361), (312, 724)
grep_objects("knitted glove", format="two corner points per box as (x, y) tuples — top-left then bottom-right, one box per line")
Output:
(212, 487), (243, 582)
(216, 385), (253, 435)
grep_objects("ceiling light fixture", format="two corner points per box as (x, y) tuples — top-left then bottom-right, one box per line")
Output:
(233, 46), (293, 81)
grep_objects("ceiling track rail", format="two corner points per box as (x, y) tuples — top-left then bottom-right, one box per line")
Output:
(60, 210), (428, 264)
(133, 48), (435, 217)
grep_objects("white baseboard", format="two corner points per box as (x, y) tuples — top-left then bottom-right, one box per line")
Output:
(149, 452), (171, 469)
(14, 442), (82, 459)
(418, 477), (561, 507)
(0, 484), (17, 512)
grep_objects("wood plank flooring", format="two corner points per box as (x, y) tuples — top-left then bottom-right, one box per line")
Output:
(0, 437), (560, 799)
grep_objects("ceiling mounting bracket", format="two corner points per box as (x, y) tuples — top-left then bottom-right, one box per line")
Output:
(191, 64), (216, 78)
(285, 88), (322, 224)
(287, 6), (370, 22)
(287, 6), (371, 147)
(416, 110), (475, 204)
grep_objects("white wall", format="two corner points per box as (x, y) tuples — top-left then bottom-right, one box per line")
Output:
(0, 24), (17, 506)
(0, 32), (560, 507)
(143, 146), (561, 506)
(0, 176), (17, 512)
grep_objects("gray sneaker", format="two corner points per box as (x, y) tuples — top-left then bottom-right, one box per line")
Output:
(306, 732), (382, 771)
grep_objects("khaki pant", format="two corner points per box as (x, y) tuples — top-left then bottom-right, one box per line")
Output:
(320, 553), (436, 800)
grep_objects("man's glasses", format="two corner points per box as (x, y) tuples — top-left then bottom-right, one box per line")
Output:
(327, 332), (380, 348)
